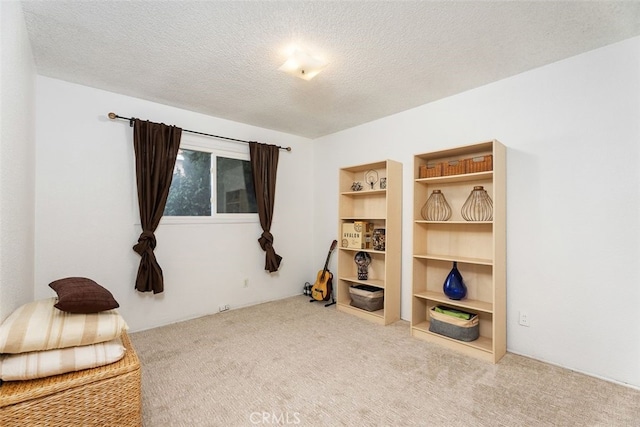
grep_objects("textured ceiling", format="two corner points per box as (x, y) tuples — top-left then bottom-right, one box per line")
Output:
(21, 1), (640, 138)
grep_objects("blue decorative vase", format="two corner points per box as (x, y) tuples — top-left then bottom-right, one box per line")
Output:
(443, 261), (467, 300)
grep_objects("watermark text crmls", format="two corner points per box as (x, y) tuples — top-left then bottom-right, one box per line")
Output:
(249, 411), (301, 425)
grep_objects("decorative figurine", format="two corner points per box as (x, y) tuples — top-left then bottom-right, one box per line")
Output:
(364, 170), (379, 190)
(354, 251), (372, 280)
(372, 229), (385, 251)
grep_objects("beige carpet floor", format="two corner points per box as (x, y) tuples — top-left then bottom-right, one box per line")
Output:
(130, 295), (640, 426)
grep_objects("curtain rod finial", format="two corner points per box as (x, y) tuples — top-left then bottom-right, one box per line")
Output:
(108, 112), (117, 120)
(286, 146), (292, 152)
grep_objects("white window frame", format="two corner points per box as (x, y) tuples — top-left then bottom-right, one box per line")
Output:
(159, 133), (259, 225)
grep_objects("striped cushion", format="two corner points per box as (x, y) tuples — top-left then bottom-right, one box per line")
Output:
(0, 298), (128, 354)
(0, 337), (126, 381)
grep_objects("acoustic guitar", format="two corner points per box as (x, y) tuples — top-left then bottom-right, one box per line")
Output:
(311, 240), (337, 302)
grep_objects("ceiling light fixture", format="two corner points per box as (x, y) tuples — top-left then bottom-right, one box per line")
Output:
(279, 48), (328, 81)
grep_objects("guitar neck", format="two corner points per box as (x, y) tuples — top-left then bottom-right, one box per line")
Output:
(323, 254), (331, 271)
(320, 250), (333, 278)
(319, 240), (337, 280)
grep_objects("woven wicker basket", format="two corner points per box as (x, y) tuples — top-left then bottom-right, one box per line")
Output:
(0, 331), (141, 427)
(441, 159), (466, 176)
(464, 154), (493, 173)
(419, 163), (442, 178)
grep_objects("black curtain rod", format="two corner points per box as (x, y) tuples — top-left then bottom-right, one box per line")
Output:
(107, 112), (292, 152)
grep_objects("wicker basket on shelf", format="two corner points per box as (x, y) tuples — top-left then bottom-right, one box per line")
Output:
(464, 155), (493, 173)
(419, 163), (442, 178)
(441, 160), (466, 176)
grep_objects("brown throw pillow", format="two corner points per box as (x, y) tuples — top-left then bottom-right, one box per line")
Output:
(49, 277), (119, 313)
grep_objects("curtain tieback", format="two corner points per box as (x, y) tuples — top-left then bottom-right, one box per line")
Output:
(133, 230), (157, 255)
(258, 231), (274, 250)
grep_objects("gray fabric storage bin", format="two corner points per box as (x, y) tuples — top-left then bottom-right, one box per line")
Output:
(428, 306), (479, 342)
(349, 285), (384, 311)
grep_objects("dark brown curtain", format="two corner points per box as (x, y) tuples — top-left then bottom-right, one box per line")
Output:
(249, 142), (282, 272)
(132, 119), (182, 293)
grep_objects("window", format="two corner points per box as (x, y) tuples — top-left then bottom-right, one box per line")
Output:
(162, 140), (258, 223)
(164, 149), (212, 216)
(215, 156), (257, 214)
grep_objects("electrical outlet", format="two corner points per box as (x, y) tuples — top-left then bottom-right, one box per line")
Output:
(519, 311), (530, 327)
(219, 304), (230, 312)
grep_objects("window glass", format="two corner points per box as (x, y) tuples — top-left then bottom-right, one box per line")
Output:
(216, 157), (257, 213)
(163, 147), (257, 220)
(165, 149), (212, 216)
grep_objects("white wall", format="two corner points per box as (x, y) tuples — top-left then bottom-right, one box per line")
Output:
(0, 2), (36, 322)
(34, 77), (314, 332)
(313, 37), (640, 388)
